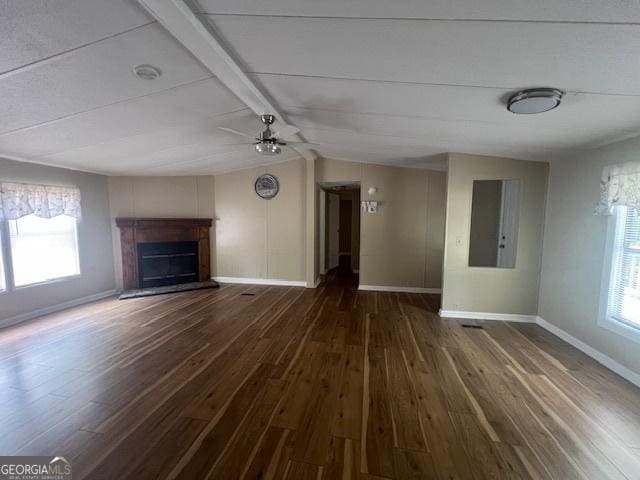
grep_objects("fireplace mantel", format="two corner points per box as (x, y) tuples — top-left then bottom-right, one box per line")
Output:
(115, 217), (212, 291)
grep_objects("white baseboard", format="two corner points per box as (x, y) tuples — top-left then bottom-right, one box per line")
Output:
(0, 289), (117, 330)
(439, 309), (537, 323)
(437, 308), (640, 387)
(536, 316), (640, 388)
(359, 285), (442, 294)
(213, 276), (306, 287)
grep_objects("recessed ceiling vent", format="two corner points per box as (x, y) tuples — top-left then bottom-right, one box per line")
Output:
(133, 64), (161, 80)
(507, 88), (564, 114)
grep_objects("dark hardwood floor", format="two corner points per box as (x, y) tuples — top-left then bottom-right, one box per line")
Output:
(1, 269), (640, 479)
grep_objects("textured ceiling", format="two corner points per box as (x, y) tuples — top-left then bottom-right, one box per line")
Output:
(2, 0), (640, 175)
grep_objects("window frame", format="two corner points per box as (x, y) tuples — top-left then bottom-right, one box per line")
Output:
(0, 221), (10, 294)
(599, 205), (640, 345)
(0, 214), (82, 291)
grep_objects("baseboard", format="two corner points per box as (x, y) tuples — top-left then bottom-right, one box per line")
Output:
(0, 289), (117, 330)
(359, 285), (442, 294)
(439, 309), (537, 323)
(213, 276), (306, 287)
(313, 277), (321, 288)
(536, 316), (640, 388)
(437, 308), (640, 387)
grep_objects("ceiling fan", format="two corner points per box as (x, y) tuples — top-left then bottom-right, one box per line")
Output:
(218, 114), (316, 155)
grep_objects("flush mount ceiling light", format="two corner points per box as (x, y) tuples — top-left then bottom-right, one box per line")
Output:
(255, 141), (281, 155)
(507, 88), (564, 114)
(133, 64), (161, 80)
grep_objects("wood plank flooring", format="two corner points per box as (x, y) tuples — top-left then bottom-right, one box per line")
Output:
(1, 271), (640, 479)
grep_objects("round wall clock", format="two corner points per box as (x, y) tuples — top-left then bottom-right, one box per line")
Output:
(255, 174), (279, 199)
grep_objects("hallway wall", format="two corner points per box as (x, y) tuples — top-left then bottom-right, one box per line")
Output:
(317, 158), (446, 290)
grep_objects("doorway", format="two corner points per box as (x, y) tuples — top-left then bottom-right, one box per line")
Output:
(321, 184), (361, 285)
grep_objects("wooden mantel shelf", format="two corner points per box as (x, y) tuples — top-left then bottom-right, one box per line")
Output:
(115, 218), (212, 229)
(115, 217), (213, 291)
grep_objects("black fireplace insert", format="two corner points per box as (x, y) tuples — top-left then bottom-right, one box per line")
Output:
(137, 241), (198, 288)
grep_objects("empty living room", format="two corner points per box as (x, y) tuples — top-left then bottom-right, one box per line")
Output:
(2, 1), (640, 479)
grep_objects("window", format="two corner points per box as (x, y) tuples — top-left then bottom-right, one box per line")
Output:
(8, 214), (80, 287)
(601, 206), (640, 342)
(0, 232), (5, 292)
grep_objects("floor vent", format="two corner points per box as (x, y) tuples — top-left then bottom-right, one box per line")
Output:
(241, 293), (256, 296)
(461, 324), (484, 330)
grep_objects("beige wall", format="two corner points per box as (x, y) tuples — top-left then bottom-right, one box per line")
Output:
(109, 160), (307, 286)
(306, 158), (318, 286)
(539, 136), (640, 375)
(108, 176), (215, 290)
(442, 153), (548, 314)
(1, 157), (115, 324)
(317, 158), (446, 289)
(215, 159), (306, 282)
(108, 158), (445, 290)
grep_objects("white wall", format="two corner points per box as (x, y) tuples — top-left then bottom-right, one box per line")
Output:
(0, 158), (115, 324)
(539, 136), (640, 376)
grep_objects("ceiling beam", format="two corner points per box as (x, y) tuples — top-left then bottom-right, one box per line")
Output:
(135, 0), (317, 160)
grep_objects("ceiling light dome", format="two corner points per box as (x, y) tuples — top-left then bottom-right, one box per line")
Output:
(255, 141), (281, 155)
(133, 64), (161, 80)
(507, 88), (564, 114)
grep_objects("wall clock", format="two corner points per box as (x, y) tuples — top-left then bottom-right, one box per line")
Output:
(255, 174), (279, 199)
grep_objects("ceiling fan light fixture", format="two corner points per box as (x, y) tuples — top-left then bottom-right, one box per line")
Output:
(255, 142), (281, 155)
(507, 88), (564, 114)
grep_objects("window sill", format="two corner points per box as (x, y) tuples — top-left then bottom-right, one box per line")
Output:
(598, 315), (640, 346)
(13, 273), (82, 291)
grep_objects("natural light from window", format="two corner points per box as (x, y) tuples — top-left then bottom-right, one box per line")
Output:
(0, 233), (5, 292)
(8, 214), (80, 287)
(608, 206), (640, 328)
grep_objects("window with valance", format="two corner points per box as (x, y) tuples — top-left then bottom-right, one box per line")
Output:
(597, 161), (640, 342)
(0, 182), (82, 290)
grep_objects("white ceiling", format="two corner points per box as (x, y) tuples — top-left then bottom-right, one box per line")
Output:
(2, 0), (640, 175)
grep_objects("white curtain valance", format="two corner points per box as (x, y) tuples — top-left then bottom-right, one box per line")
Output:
(0, 182), (82, 221)
(595, 161), (640, 215)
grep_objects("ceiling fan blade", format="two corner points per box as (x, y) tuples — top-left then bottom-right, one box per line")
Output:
(273, 125), (300, 139)
(218, 127), (256, 139)
(284, 141), (320, 146)
(217, 142), (256, 146)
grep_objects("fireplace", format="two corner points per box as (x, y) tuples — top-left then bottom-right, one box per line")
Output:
(138, 241), (198, 288)
(115, 218), (213, 291)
